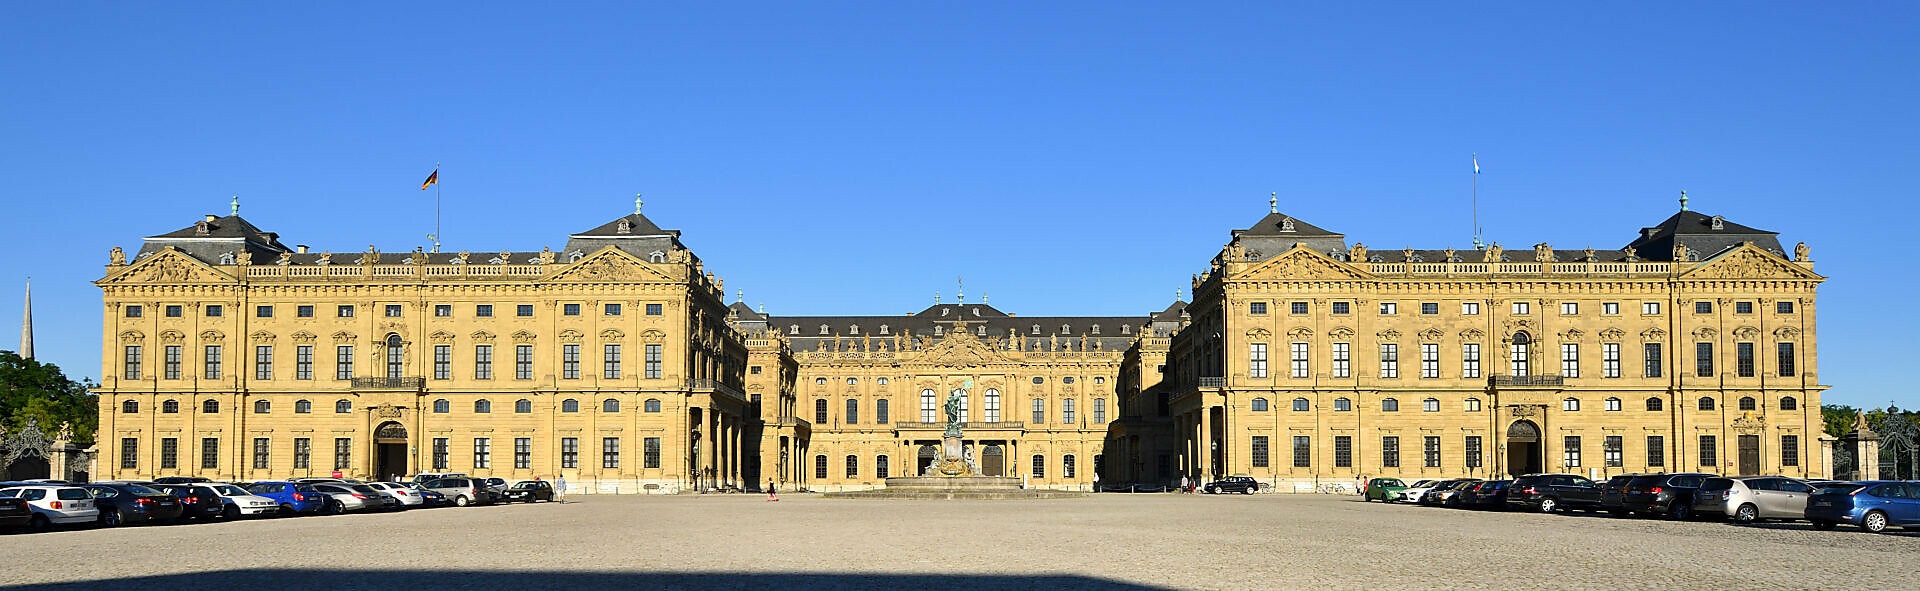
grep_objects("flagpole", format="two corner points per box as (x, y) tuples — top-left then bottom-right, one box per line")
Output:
(1471, 153), (1482, 250)
(434, 162), (442, 253)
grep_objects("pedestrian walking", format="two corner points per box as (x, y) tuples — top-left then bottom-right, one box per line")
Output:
(767, 479), (778, 501)
(1181, 475), (1190, 494)
(555, 476), (568, 503)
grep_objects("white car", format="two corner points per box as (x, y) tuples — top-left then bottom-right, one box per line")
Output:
(200, 484), (280, 518)
(1397, 479), (1440, 503)
(366, 482), (425, 507)
(0, 485), (100, 530)
(307, 482), (381, 513)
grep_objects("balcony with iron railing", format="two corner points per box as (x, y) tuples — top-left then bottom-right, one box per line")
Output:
(1489, 375), (1565, 387)
(892, 421), (1028, 430)
(687, 378), (747, 403)
(351, 377), (425, 390)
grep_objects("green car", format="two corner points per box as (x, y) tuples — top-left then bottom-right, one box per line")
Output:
(1364, 478), (1408, 502)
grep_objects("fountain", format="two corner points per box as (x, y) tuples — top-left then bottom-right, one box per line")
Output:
(824, 380), (1084, 500)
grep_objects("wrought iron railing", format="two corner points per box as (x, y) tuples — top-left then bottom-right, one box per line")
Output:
(351, 377), (424, 390)
(1197, 377), (1224, 388)
(892, 421), (1027, 430)
(1490, 375), (1565, 387)
(686, 378), (747, 402)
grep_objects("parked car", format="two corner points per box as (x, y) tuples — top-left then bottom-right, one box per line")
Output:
(1621, 473), (1714, 519)
(1422, 479), (1482, 506)
(1694, 476), (1816, 523)
(307, 482), (382, 513)
(1506, 474), (1602, 513)
(409, 472), (469, 486)
(504, 480), (556, 502)
(482, 477), (510, 495)
(1460, 480), (1512, 510)
(152, 476), (212, 485)
(1806, 481), (1920, 533)
(83, 483), (183, 526)
(366, 482), (425, 507)
(201, 484), (281, 518)
(149, 483), (225, 521)
(0, 495), (31, 531)
(421, 478), (494, 507)
(412, 485), (449, 506)
(0, 485), (98, 531)
(1362, 478), (1408, 502)
(1598, 474), (1642, 516)
(1396, 479), (1440, 503)
(1203, 476), (1261, 494)
(244, 481), (328, 515)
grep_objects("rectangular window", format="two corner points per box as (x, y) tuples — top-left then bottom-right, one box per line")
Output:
(1562, 436), (1581, 468)
(1647, 435), (1665, 467)
(1420, 343), (1438, 378)
(1332, 343), (1349, 378)
(384, 304), (402, 318)
(1695, 342), (1714, 377)
(1643, 302), (1660, 315)
(646, 303), (663, 315)
(1735, 301), (1753, 314)
(1603, 343), (1620, 378)
(514, 438), (531, 469)
(1777, 301), (1794, 314)
(1465, 436), (1483, 468)
(432, 345), (451, 380)
(1736, 342), (1755, 377)
(296, 305), (314, 317)
(292, 438), (310, 469)
(1332, 302), (1350, 315)
(1560, 343), (1578, 378)
(201, 437), (219, 469)
(255, 345), (273, 380)
(845, 399), (859, 424)
(1604, 435), (1623, 467)
(1379, 302), (1397, 315)
(166, 305), (182, 317)
(605, 303), (622, 316)
(1561, 302), (1578, 315)
(1781, 435), (1800, 467)
(644, 437), (661, 469)
(472, 345), (493, 380)
(256, 305), (273, 318)
(1644, 343), (1663, 378)
(163, 345), (181, 380)
(476, 305), (493, 317)
(161, 437), (178, 469)
(562, 344), (580, 379)
(206, 305), (222, 317)
(1695, 301), (1712, 314)
(335, 346), (354, 380)
(603, 344), (622, 379)
(126, 305), (143, 318)
(602, 437), (620, 469)
(1249, 343), (1268, 378)
(1420, 302), (1438, 315)
(516, 304), (534, 317)
(121, 438), (138, 469)
(1032, 398), (1045, 424)
(561, 438), (578, 469)
(432, 438), (449, 470)
(1379, 344), (1398, 378)
(645, 344), (662, 379)
(1512, 302), (1530, 314)
(1778, 343), (1796, 377)
(1292, 436), (1311, 468)
(1292, 342), (1312, 378)
(204, 345), (223, 380)
(1093, 398), (1106, 423)
(1699, 435), (1717, 467)
(337, 305), (354, 318)
(845, 455), (858, 478)
(434, 305), (452, 317)
(1250, 302), (1268, 315)
(1415, 436), (1438, 468)
(1462, 344), (1481, 379)
(1602, 302), (1619, 315)
(563, 303), (580, 316)
(1461, 301), (1480, 315)
(278, 345), (309, 383)
(1334, 436), (1352, 468)
(878, 399), (891, 424)
(334, 437), (351, 470)
(253, 437), (270, 469)
(473, 438), (491, 469)
(1382, 436), (1399, 468)
(515, 345), (533, 380)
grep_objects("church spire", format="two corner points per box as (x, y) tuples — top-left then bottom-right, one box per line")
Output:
(19, 278), (32, 360)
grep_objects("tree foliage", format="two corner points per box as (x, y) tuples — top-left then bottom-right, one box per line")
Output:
(0, 350), (96, 446)
(1822, 403), (1918, 438)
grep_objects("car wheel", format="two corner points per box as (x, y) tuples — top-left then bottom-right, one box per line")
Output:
(1734, 504), (1758, 523)
(223, 505), (242, 520)
(28, 514), (51, 532)
(278, 504), (294, 517)
(1671, 503), (1691, 521)
(455, 495), (470, 507)
(100, 509), (123, 527)
(1243, 487), (1253, 495)
(1538, 498), (1558, 513)
(1811, 520), (1835, 531)
(1863, 511), (1888, 533)
(326, 500), (344, 515)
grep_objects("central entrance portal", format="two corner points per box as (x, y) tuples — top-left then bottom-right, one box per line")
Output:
(374, 421), (408, 481)
(916, 444), (937, 476)
(1506, 420), (1542, 477)
(981, 445), (1004, 476)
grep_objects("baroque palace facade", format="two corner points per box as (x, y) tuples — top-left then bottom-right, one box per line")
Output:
(93, 198), (1827, 492)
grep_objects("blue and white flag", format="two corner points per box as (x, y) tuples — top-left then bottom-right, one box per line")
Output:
(1473, 154), (1480, 175)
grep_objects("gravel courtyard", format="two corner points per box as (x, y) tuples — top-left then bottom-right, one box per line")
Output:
(2, 493), (1912, 590)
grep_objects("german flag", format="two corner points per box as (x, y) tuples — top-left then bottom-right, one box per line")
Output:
(420, 169), (438, 190)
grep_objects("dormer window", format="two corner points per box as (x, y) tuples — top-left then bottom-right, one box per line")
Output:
(789, 324), (800, 335)
(977, 326), (986, 335)
(568, 251), (584, 262)
(941, 308), (950, 317)
(850, 325), (860, 335)
(1686, 249), (1700, 262)
(972, 307), (981, 316)
(1121, 324), (1132, 335)
(879, 325), (889, 335)
(934, 326), (944, 336)
(1032, 324), (1041, 335)
(1329, 251), (1348, 262)
(648, 250), (666, 263)
(1644, 227), (1659, 239)
(1711, 215), (1725, 230)
(1408, 255), (1424, 263)
(1061, 324), (1071, 334)
(818, 324), (829, 335)
(616, 219), (632, 234)
(195, 220), (210, 236)
(219, 252), (236, 265)
(1091, 325), (1101, 335)
(1368, 255), (1384, 263)
(1280, 217), (1296, 232)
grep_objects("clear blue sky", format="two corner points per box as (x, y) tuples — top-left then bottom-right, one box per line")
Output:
(2, 2), (1913, 407)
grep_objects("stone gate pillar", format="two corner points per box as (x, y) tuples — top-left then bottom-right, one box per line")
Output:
(1818, 435), (1837, 480)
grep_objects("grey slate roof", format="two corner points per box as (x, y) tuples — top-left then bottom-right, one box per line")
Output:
(1623, 210), (1785, 261)
(1238, 212), (1342, 237)
(768, 302), (1162, 352)
(572, 213), (674, 237)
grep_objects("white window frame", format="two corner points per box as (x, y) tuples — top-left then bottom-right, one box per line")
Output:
(1462, 343), (1481, 378)
(1560, 343), (1579, 378)
(1379, 344), (1399, 379)
(1561, 302), (1578, 315)
(1420, 343), (1438, 378)
(1379, 302), (1397, 315)
(1250, 343), (1268, 379)
(1461, 301), (1480, 315)
(1290, 342), (1309, 378)
(1643, 302), (1661, 315)
(1602, 302), (1619, 315)
(1512, 302), (1531, 314)
(1603, 343), (1620, 378)
(1332, 343), (1349, 378)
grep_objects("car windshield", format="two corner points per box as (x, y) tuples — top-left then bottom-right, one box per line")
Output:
(1815, 483), (1865, 495)
(212, 485), (250, 496)
(0, 489), (17, 498)
(348, 485), (378, 494)
(121, 484), (164, 495)
(1410, 480), (1435, 488)
(57, 488), (90, 500)
(1377, 479), (1405, 487)
(511, 482), (540, 489)
(293, 484), (319, 493)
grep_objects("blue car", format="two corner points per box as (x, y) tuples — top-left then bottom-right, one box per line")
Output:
(1805, 481), (1920, 533)
(244, 481), (328, 516)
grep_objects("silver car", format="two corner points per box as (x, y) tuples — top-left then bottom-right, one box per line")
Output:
(308, 482), (381, 513)
(1693, 476), (1816, 522)
(421, 478), (494, 507)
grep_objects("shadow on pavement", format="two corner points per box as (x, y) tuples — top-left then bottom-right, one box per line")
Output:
(0, 570), (1173, 590)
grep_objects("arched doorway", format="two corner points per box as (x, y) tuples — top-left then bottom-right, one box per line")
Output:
(4, 454), (49, 481)
(374, 421), (408, 481)
(916, 444), (937, 476)
(981, 444), (1005, 476)
(1507, 420), (1542, 477)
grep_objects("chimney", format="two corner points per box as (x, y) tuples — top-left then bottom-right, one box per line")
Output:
(204, 214), (217, 222)
(296, 245), (309, 253)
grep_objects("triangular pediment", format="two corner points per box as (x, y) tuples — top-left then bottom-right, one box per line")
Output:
(542, 247), (676, 283)
(1681, 243), (1821, 280)
(1233, 246), (1371, 281)
(910, 326), (1007, 369)
(99, 248), (234, 284)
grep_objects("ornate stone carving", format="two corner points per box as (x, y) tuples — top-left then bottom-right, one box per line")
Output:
(1349, 243), (1367, 262)
(1327, 326), (1355, 339)
(1484, 243), (1503, 262)
(1557, 328), (1584, 341)
(1691, 327), (1717, 340)
(291, 330), (317, 344)
(1244, 327), (1272, 340)
(137, 255), (207, 283)
(1510, 406), (1539, 418)
(1733, 413), (1766, 434)
(1623, 246), (1638, 261)
(639, 329), (667, 343)
(158, 330), (185, 344)
(109, 246), (126, 266)
(1773, 326), (1800, 340)
(1417, 328), (1444, 342)
(1376, 328), (1401, 341)
(1732, 326), (1760, 340)
(510, 330), (537, 343)
(1640, 327), (1666, 341)
(1794, 242), (1810, 262)
(1691, 247), (1807, 279)
(538, 247), (556, 265)
(119, 330), (145, 344)
(1286, 327), (1314, 339)
(332, 331), (357, 343)
(250, 331), (275, 344)
(1459, 328), (1485, 341)
(429, 330), (456, 343)
(1534, 243), (1555, 263)
(1597, 327), (1625, 342)
(599, 329), (624, 340)
(557, 329), (584, 343)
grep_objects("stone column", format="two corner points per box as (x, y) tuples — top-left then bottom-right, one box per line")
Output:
(1818, 435), (1837, 480)
(1199, 407), (1213, 481)
(1858, 433), (1881, 481)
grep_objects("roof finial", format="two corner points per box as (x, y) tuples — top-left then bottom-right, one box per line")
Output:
(230, 195), (240, 217)
(982, 292), (989, 305)
(1269, 192), (1277, 214)
(758, 302), (764, 314)
(634, 193), (644, 215)
(957, 276), (964, 303)
(934, 290), (940, 304)
(1679, 189), (1688, 212)
(735, 289), (742, 304)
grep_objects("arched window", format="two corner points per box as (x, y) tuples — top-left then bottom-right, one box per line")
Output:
(921, 389), (937, 422)
(877, 377), (889, 386)
(1780, 396), (1798, 411)
(933, 326), (943, 336)
(1032, 324), (1041, 335)
(515, 399), (532, 413)
(385, 334), (404, 379)
(1562, 398), (1580, 411)
(845, 454), (858, 477)
(1605, 397), (1622, 411)
(984, 389), (1001, 422)
(1251, 398), (1269, 412)
(561, 399), (578, 413)
(162, 399), (178, 413)
(850, 325), (860, 335)
(336, 399), (352, 413)
(877, 455), (890, 478)
(254, 400), (270, 414)
(294, 399), (310, 414)
(1334, 397), (1352, 411)
(818, 324), (829, 335)
(1510, 331), (1532, 376)
(433, 399), (450, 413)
(644, 399), (661, 412)
(1382, 398), (1399, 412)
(203, 399), (220, 414)
(846, 377), (857, 385)
(1121, 324), (1132, 335)
(473, 399), (490, 413)
(602, 399), (619, 413)
(1063, 454), (1077, 478)
(879, 325), (889, 335)
(1698, 397), (1715, 411)
(1291, 398), (1308, 411)
(1422, 398), (1439, 412)
(877, 399), (890, 423)
(1032, 454), (1046, 478)
(789, 324), (799, 335)
(1646, 397), (1663, 411)
(815, 377), (827, 385)
(846, 399), (860, 424)
(1738, 396), (1757, 411)
(122, 400), (139, 413)
(815, 399), (828, 424)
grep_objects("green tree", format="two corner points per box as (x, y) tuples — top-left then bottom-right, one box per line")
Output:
(0, 350), (97, 446)
(1822, 404), (1858, 437)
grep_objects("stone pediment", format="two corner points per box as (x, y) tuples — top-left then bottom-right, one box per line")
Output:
(1682, 244), (1821, 280)
(1234, 247), (1370, 281)
(543, 248), (675, 283)
(911, 325), (1006, 369)
(99, 248), (233, 284)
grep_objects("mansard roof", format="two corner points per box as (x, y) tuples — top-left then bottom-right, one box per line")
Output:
(571, 213), (675, 238)
(146, 215), (290, 250)
(1624, 210), (1784, 261)
(1151, 300), (1187, 322)
(1237, 212), (1341, 238)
